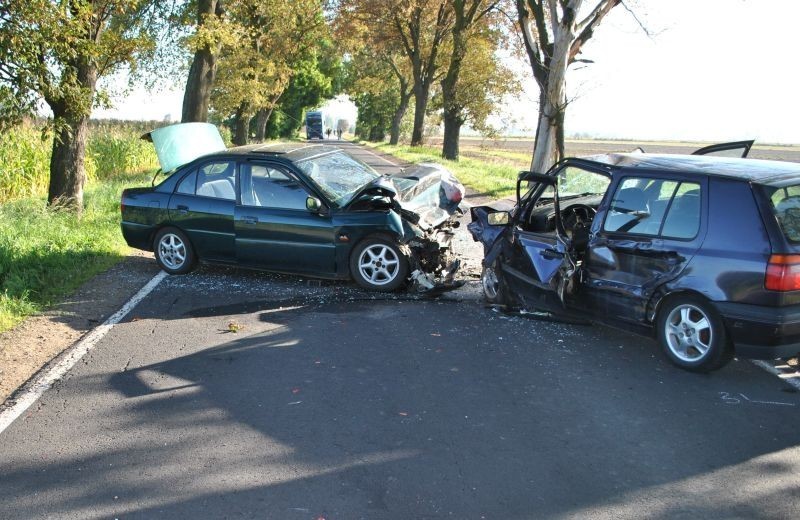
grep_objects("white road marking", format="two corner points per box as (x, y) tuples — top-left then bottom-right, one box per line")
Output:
(0, 271), (168, 434)
(752, 360), (800, 392)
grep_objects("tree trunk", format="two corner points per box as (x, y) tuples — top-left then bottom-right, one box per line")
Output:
(410, 82), (430, 146)
(518, 0), (622, 173)
(254, 108), (270, 142)
(529, 23), (573, 173)
(181, 0), (221, 123)
(441, 112), (462, 160)
(47, 60), (97, 212)
(440, 10), (469, 161)
(254, 91), (282, 141)
(389, 91), (412, 145)
(233, 105), (251, 146)
(48, 113), (90, 211)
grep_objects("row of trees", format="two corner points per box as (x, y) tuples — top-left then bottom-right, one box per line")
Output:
(0, 0), (625, 212)
(0, 0), (339, 212)
(335, 0), (623, 169)
(334, 0), (518, 159)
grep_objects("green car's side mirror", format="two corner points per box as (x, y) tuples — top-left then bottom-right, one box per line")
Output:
(487, 211), (510, 226)
(306, 196), (322, 212)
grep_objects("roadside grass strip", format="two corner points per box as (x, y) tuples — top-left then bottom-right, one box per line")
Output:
(0, 271), (167, 434)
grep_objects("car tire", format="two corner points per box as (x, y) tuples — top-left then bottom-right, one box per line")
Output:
(154, 227), (196, 275)
(655, 294), (733, 372)
(350, 236), (408, 292)
(481, 262), (509, 305)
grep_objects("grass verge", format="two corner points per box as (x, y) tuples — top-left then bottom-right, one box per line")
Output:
(365, 142), (526, 199)
(0, 171), (152, 332)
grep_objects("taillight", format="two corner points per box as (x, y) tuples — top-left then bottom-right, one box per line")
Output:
(765, 254), (800, 291)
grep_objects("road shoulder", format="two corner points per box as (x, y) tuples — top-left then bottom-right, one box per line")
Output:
(0, 251), (160, 407)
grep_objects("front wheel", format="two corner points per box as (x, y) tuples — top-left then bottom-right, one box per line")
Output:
(350, 236), (408, 291)
(481, 263), (508, 305)
(154, 227), (196, 275)
(656, 295), (732, 372)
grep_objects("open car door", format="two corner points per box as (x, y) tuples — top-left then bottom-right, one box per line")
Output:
(692, 140), (754, 158)
(500, 160), (610, 311)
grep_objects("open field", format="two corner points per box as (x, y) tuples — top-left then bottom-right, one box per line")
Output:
(427, 136), (800, 163)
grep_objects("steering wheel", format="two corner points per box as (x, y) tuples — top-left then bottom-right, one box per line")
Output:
(560, 204), (596, 238)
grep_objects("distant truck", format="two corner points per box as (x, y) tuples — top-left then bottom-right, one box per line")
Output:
(305, 111), (325, 140)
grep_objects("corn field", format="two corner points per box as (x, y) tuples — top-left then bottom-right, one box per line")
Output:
(0, 122), (160, 203)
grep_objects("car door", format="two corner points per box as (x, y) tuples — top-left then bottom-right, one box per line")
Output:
(234, 161), (336, 275)
(501, 161), (611, 311)
(584, 174), (708, 323)
(168, 160), (237, 262)
(692, 140), (754, 158)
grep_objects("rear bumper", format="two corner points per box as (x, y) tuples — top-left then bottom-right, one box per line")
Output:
(121, 221), (155, 251)
(714, 301), (800, 359)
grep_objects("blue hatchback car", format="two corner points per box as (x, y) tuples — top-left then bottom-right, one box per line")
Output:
(469, 142), (800, 372)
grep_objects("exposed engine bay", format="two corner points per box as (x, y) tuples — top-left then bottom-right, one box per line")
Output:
(347, 162), (466, 293)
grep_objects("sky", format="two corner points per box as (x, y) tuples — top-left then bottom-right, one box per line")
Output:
(93, 0), (800, 144)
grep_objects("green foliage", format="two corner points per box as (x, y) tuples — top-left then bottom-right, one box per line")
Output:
(87, 129), (159, 180)
(269, 57), (335, 138)
(209, 0), (342, 140)
(447, 25), (522, 133)
(0, 0), (162, 125)
(0, 171), (152, 332)
(0, 124), (51, 201)
(353, 91), (397, 142)
(0, 124), (158, 202)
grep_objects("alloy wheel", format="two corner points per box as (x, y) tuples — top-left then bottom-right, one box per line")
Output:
(482, 265), (499, 300)
(663, 303), (713, 362)
(158, 233), (187, 271)
(358, 244), (400, 286)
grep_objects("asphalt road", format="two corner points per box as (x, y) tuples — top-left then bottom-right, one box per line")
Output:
(2, 142), (800, 519)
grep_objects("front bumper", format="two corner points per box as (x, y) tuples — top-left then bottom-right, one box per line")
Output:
(714, 301), (800, 359)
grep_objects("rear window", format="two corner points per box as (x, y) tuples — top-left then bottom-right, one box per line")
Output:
(766, 184), (800, 242)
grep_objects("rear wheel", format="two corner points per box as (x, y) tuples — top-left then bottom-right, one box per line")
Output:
(154, 227), (196, 275)
(350, 236), (408, 291)
(656, 295), (732, 372)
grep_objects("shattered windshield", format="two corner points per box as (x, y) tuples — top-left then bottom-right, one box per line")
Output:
(295, 150), (380, 207)
(540, 166), (610, 200)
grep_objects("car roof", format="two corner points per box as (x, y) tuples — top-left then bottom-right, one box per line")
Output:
(584, 153), (800, 185)
(204, 143), (341, 163)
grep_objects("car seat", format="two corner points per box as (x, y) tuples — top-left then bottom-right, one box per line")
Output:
(604, 187), (648, 232)
(661, 190), (700, 239)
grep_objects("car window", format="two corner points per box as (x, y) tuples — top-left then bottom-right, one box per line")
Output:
(196, 161), (236, 200)
(604, 177), (700, 239)
(540, 166), (610, 199)
(176, 170), (197, 195)
(240, 163), (310, 210)
(766, 184), (800, 242)
(661, 184), (701, 239)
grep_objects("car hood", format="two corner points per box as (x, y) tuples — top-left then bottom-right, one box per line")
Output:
(390, 163), (466, 228)
(142, 123), (226, 173)
(344, 162), (465, 229)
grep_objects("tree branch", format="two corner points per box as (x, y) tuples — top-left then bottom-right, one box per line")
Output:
(569, 0), (620, 63)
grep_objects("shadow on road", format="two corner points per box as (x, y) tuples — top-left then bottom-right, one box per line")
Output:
(3, 298), (798, 518)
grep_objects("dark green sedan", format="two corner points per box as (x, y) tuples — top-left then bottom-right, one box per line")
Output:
(121, 123), (465, 292)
